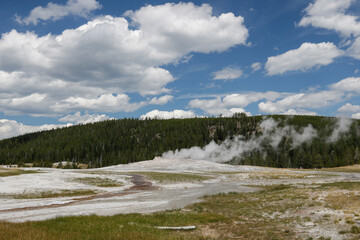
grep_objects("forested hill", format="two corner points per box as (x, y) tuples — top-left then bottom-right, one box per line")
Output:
(0, 115), (359, 169)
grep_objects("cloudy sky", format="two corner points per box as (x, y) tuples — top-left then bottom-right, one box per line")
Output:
(0, 0), (360, 139)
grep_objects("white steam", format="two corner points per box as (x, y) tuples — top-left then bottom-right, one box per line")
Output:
(162, 118), (318, 162)
(162, 137), (259, 163)
(328, 117), (353, 143)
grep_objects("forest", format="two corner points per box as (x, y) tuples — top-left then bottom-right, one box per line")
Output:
(0, 114), (359, 169)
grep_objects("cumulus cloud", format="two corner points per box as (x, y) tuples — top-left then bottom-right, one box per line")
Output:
(338, 103), (360, 119)
(0, 112), (112, 139)
(189, 91), (285, 116)
(352, 113), (360, 119)
(330, 77), (360, 93)
(347, 37), (360, 60)
(225, 108), (252, 117)
(212, 66), (243, 80)
(265, 42), (343, 75)
(15, 0), (102, 25)
(299, 0), (360, 37)
(149, 95), (174, 105)
(140, 109), (196, 120)
(0, 3), (249, 117)
(280, 109), (318, 116)
(251, 62), (262, 72)
(299, 0), (360, 62)
(190, 75), (360, 116)
(124, 3), (249, 55)
(52, 94), (147, 113)
(0, 119), (71, 140)
(258, 90), (344, 114)
(258, 76), (360, 115)
(338, 103), (360, 113)
(59, 112), (111, 124)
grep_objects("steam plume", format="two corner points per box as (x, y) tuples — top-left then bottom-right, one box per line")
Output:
(328, 117), (353, 143)
(162, 117), (318, 162)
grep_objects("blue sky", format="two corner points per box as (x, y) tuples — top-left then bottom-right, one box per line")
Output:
(0, 0), (360, 139)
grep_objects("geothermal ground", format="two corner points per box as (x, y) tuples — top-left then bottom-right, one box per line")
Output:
(1, 157), (360, 239)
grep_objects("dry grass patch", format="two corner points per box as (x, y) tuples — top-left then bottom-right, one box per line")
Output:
(317, 181), (360, 191)
(131, 172), (213, 183)
(248, 171), (310, 179)
(318, 165), (360, 173)
(184, 185), (313, 239)
(0, 189), (97, 199)
(324, 191), (360, 214)
(72, 177), (123, 187)
(0, 168), (39, 177)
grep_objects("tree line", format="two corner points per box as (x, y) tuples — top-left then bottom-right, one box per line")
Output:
(0, 114), (359, 169)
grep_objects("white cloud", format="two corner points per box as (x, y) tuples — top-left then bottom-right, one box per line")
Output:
(338, 103), (360, 112)
(16, 0), (102, 25)
(223, 108), (252, 117)
(0, 3), (249, 116)
(59, 112), (111, 124)
(298, 0), (360, 62)
(125, 2), (249, 55)
(280, 109), (318, 116)
(258, 76), (360, 115)
(189, 91), (283, 116)
(212, 67), (243, 80)
(265, 42), (343, 75)
(149, 95), (174, 105)
(330, 77), (360, 93)
(347, 37), (360, 60)
(0, 119), (71, 140)
(299, 0), (360, 37)
(140, 109), (196, 120)
(0, 112), (112, 140)
(251, 62), (262, 72)
(258, 90), (344, 114)
(352, 113), (360, 119)
(189, 97), (224, 115)
(52, 93), (147, 113)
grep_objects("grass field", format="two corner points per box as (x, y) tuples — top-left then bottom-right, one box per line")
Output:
(0, 189), (97, 199)
(72, 177), (123, 187)
(0, 168), (40, 177)
(130, 172), (213, 183)
(317, 165), (360, 173)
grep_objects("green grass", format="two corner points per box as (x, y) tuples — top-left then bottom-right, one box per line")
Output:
(72, 177), (123, 187)
(131, 172), (213, 183)
(0, 211), (223, 240)
(316, 181), (360, 191)
(0, 168), (40, 177)
(0, 189), (97, 199)
(317, 165), (360, 173)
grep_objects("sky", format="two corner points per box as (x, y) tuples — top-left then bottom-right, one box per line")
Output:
(0, 0), (360, 139)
